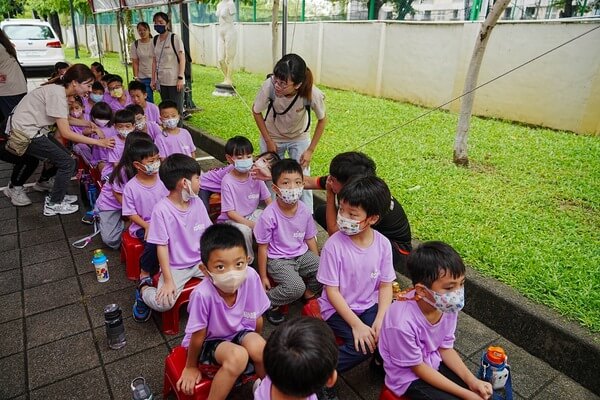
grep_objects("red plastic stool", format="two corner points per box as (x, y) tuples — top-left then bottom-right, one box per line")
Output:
(152, 274), (202, 335)
(379, 385), (411, 400)
(208, 193), (221, 223)
(301, 298), (344, 345)
(120, 231), (144, 281)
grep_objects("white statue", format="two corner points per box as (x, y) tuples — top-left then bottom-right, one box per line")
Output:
(216, 0), (237, 86)
(88, 25), (99, 58)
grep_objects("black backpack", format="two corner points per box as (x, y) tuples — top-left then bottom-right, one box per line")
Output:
(263, 75), (311, 133)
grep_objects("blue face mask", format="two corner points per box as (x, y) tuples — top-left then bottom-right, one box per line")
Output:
(90, 93), (103, 103)
(154, 24), (166, 34)
(234, 158), (253, 173)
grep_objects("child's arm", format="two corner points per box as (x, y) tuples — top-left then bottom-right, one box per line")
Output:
(176, 328), (207, 396)
(255, 316), (264, 335)
(372, 282), (393, 340)
(325, 285), (376, 355)
(128, 215), (150, 239)
(306, 237), (319, 256)
(440, 348), (492, 399)
(156, 244), (177, 304)
(324, 177), (339, 235)
(257, 243), (271, 291)
(411, 361), (488, 400)
(113, 190), (123, 205)
(226, 210), (255, 229)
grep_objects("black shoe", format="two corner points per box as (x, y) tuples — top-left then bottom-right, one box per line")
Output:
(369, 351), (385, 377)
(317, 386), (339, 400)
(265, 306), (286, 325)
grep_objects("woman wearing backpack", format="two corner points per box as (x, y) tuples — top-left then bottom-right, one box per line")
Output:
(151, 12), (185, 117)
(252, 53), (327, 212)
(130, 22), (155, 103)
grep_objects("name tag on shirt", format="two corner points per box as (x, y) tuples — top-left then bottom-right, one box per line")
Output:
(248, 194), (259, 200)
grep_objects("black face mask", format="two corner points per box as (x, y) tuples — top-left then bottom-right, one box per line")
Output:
(154, 24), (166, 34)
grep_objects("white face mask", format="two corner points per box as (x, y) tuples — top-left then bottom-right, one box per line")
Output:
(143, 160), (160, 175)
(336, 213), (365, 236)
(70, 110), (82, 118)
(421, 286), (465, 314)
(275, 186), (303, 204)
(162, 117), (179, 129)
(234, 158), (253, 173)
(135, 117), (146, 131)
(117, 129), (132, 138)
(181, 179), (198, 202)
(209, 267), (248, 294)
(95, 118), (110, 127)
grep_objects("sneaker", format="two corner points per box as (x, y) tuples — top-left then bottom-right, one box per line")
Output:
(265, 306), (286, 325)
(4, 186), (32, 206)
(43, 201), (79, 216)
(133, 277), (153, 322)
(81, 211), (96, 225)
(45, 194), (78, 204)
(33, 178), (54, 192)
(317, 386), (339, 400)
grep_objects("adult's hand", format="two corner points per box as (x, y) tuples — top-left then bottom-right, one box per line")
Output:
(98, 137), (115, 148)
(176, 79), (184, 92)
(299, 148), (313, 169)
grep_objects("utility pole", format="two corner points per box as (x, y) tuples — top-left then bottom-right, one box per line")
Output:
(69, 0), (79, 58)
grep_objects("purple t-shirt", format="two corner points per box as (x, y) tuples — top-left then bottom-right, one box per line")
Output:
(122, 176), (169, 235)
(379, 295), (457, 396)
(145, 121), (162, 141)
(91, 125), (116, 165)
(95, 172), (127, 211)
(146, 197), (211, 269)
(253, 375), (318, 400)
(200, 165), (234, 193)
(181, 267), (270, 347)
(155, 128), (196, 158)
(317, 231), (395, 321)
(217, 173), (271, 222)
(105, 92), (132, 112)
(143, 102), (161, 124)
(254, 200), (317, 259)
(102, 135), (126, 179)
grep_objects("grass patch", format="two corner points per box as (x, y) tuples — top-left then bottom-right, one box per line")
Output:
(67, 49), (600, 333)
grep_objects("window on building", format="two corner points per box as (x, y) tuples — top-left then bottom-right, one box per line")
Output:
(424, 10), (431, 20)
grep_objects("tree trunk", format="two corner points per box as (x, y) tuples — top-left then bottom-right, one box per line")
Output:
(561, 0), (574, 17)
(453, 0), (511, 166)
(271, 0), (280, 67)
(84, 14), (89, 53)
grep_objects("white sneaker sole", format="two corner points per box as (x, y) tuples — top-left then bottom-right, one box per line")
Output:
(43, 205), (79, 216)
(4, 189), (32, 207)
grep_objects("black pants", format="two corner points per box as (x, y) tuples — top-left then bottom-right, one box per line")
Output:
(405, 362), (469, 400)
(135, 228), (160, 276)
(159, 85), (184, 118)
(0, 141), (39, 187)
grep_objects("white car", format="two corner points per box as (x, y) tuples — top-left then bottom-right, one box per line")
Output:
(0, 19), (66, 74)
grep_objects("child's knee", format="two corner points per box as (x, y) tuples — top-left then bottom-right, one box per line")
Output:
(242, 333), (266, 361)
(220, 345), (249, 375)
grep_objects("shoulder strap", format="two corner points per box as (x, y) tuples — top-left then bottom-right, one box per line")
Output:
(263, 78), (275, 122)
(153, 35), (158, 46)
(134, 39), (139, 49)
(171, 33), (179, 64)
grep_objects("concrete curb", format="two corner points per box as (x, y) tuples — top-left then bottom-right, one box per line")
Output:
(186, 124), (600, 395)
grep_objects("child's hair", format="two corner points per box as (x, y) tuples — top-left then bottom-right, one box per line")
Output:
(125, 104), (145, 116)
(92, 81), (104, 92)
(100, 74), (112, 84)
(338, 175), (390, 218)
(224, 136), (253, 157)
(329, 151), (376, 185)
(70, 96), (84, 108)
(91, 61), (107, 76)
(106, 74), (123, 85)
(273, 53), (314, 102)
(407, 241), (466, 288)
(200, 224), (247, 266)
(128, 80), (146, 93)
(110, 133), (157, 186)
(159, 153), (202, 191)
(136, 21), (152, 36)
(50, 61), (69, 78)
(114, 109), (135, 125)
(90, 102), (113, 125)
(255, 151), (280, 166)
(158, 99), (178, 113)
(271, 158), (303, 185)
(265, 317), (338, 397)
(153, 11), (170, 24)
(44, 64), (94, 87)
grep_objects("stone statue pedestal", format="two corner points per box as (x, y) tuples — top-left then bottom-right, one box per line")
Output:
(212, 83), (236, 97)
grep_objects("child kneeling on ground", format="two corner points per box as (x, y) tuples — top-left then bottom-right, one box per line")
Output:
(254, 316), (338, 400)
(177, 224), (270, 399)
(378, 242), (493, 400)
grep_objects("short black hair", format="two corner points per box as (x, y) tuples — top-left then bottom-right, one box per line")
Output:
(54, 61), (69, 72)
(153, 11), (169, 23)
(200, 224), (247, 266)
(114, 109), (135, 125)
(158, 99), (178, 113)
(128, 80), (146, 93)
(256, 151), (281, 166)
(159, 153), (202, 191)
(106, 74), (123, 85)
(265, 317), (338, 397)
(338, 175), (390, 218)
(71, 96), (83, 107)
(271, 158), (303, 186)
(91, 61), (106, 75)
(329, 152), (376, 184)
(92, 81), (104, 91)
(224, 136), (253, 157)
(125, 104), (144, 116)
(407, 241), (466, 287)
(90, 102), (113, 125)
(100, 74), (112, 83)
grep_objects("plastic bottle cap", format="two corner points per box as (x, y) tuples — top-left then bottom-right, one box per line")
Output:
(487, 346), (506, 364)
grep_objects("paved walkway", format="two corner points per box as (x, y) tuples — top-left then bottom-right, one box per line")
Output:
(0, 156), (597, 400)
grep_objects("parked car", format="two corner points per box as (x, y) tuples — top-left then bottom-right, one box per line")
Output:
(0, 19), (65, 75)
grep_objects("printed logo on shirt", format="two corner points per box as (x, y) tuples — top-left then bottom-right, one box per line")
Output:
(243, 311), (257, 320)
(182, 145), (190, 150)
(193, 223), (206, 232)
(293, 230), (305, 239)
(370, 270), (380, 280)
(247, 194), (259, 200)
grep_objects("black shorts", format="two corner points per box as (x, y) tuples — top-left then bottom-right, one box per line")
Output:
(198, 330), (253, 366)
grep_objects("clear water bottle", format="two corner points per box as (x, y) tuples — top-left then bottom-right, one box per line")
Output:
(93, 249), (109, 283)
(104, 304), (126, 350)
(131, 376), (153, 400)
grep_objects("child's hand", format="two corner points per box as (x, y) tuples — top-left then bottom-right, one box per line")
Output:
(261, 276), (271, 291)
(371, 318), (383, 341)
(157, 280), (176, 306)
(94, 127), (105, 139)
(468, 379), (493, 400)
(176, 366), (202, 395)
(352, 322), (376, 355)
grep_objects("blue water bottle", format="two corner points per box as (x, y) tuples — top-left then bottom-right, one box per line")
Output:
(477, 346), (513, 400)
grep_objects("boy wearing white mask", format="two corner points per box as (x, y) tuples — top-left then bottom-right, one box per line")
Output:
(155, 100), (196, 158)
(254, 159), (321, 325)
(177, 224), (269, 399)
(217, 136), (272, 263)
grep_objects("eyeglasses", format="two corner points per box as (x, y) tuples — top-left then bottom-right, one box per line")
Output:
(271, 76), (294, 90)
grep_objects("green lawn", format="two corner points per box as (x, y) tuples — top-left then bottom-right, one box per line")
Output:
(66, 49), (600, 333)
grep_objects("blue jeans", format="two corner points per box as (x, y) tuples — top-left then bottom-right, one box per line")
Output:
(259, 137), (313, 212)
(325, 303), (378, 372)
(138, 77), (154, 104)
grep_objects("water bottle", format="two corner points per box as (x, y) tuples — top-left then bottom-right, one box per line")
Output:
(477, 346), (513, 400)
(92, 249), (109, 283)
(131, 376), (153, 400)
(104, 304), (126, 350)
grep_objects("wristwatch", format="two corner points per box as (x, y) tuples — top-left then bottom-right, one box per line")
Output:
(177, 76), (184, 80)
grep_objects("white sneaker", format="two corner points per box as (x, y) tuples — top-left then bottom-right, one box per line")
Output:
(33, 178), (55, 192)
(43, 200), (79, 216)
(4, 186), (32, 206)
(45, 194), (78, 204)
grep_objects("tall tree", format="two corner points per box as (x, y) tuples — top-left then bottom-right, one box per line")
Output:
(394, 0), (414, 19)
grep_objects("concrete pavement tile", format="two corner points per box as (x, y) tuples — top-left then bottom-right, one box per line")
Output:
(26, 303), (90, 348)
(18, 213), (59, 232)
(27, 330), (100, 390)
(0, 249), (20, 271)
(532, 374), (599, 400)
(21, 239), (71, 266)
(30, 367), (110, 400)
(0, 268), (22, 295)
(105, 343), (169, 400)
(80, 267), (133, 298)
(335, 376), (365, 400)
(72, 251), (97, 275)
(0, 319), (24, 357)
(0, 196), (13, 208)
(341, 359), (384, 400)
(60, 211), (87, 226)
(24, 277), (81, 316)
(0, 206), (16, 221)
(17, 202), (46, 217)
(25, 190), (49, 204)
(0, 233), (18, 252)
(94, 316), (166, 364)
(19, 224), (65, 248)
(0, 352), (26, 398)
(87, 287), (135, 328)
(23, 256), (76, 289)
(0, 291), (22, 323)
(2, 218), (17, 234)
(63, 221), (95, 239)
(72, 247), (121, 274)
(455, 312), (501, 358)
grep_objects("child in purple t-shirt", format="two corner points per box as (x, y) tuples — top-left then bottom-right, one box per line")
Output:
(87, 102), (115, 171)
(218, 136), (272, 263)
(254, 317), (338, 400)
(254, 159), (321, 325)
(102, 109), (135, 180)
(177, 224), (270, 399)
(105, 74), (132, 112)
(126, 104), (162, 141)
(316, 176), (395, 381)
(155, 100), (196, 158)
(379, 242), (493, 400)
(128, 80), (161, 124)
